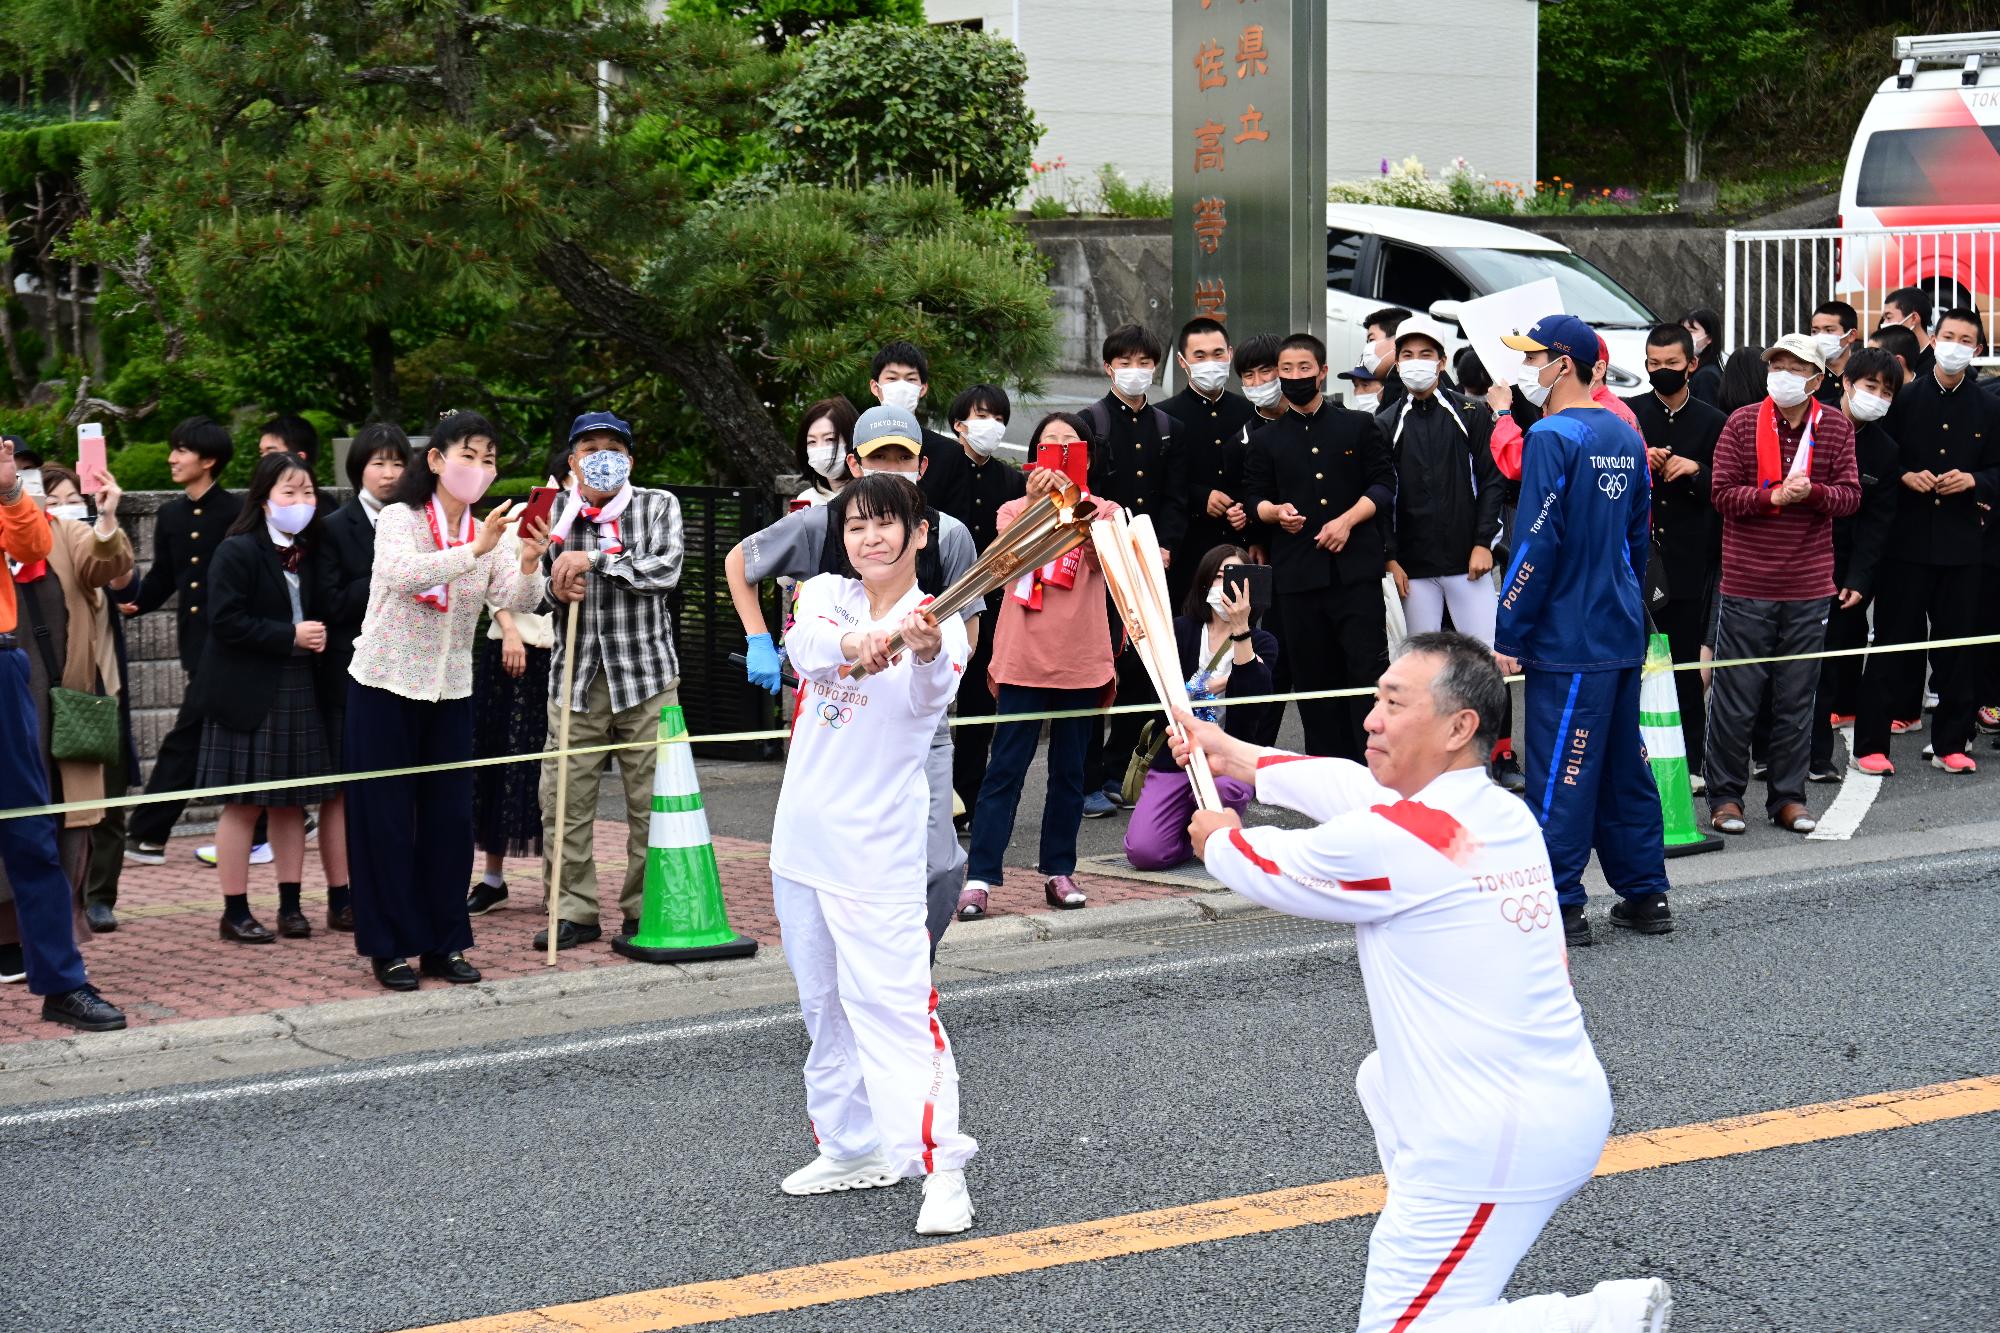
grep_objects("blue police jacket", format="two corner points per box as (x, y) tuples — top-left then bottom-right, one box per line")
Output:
(1494, 407), (1651, 673)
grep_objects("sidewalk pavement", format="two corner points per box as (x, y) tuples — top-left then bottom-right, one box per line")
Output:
(0, 821), (1202, 1047)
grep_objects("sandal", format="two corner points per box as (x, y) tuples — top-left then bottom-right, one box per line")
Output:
(1710, 802), (1747, 835)
(1043, 875), (1087, 910)
(956, 884), (990, 921)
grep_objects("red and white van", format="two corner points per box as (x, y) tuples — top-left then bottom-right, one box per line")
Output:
(1838, 31), (2000, 339)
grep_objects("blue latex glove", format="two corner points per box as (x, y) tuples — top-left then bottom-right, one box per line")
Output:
(745, 632), (783, 694)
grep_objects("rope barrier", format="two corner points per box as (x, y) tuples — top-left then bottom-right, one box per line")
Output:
(3, 631), (1995, 823)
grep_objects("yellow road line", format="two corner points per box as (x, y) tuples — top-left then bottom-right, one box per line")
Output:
(412, 1075), (1999, 1333)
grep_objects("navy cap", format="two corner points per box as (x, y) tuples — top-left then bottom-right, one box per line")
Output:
(1336, 366), (1380, 383)
(567, 411), (633, 447)
(1501, 314), (1599, 366)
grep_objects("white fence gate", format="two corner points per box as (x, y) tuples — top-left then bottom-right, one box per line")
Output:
(1723, 224), (2000, 363)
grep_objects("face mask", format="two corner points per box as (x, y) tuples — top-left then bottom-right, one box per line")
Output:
(1351, 393), (1381, 415)
(1649, 366), (1689, 396)
(1205, 587), (1229, 616)
(1185, 359), (1231, 394)
(439, 457), (496, 506)
(1848, 387), (1892, 423)
(1688, 330), (1710, 355)
(1934, 340), (1977, 374)
(1244, 378), (1283, 409)
(18, 468), (42, 497)
(1515, 361), (1557, 407)
(1766, 369), (1813, 409)
(870, 466), (921, 485)
(1367, 339), (1393, 375)
(877, 380), (921, 412)
(1279, 375), (1321, 406)
(1112, 366), (1154, 398)
(1397, 359), (1439, 393)
(1813, 333), (1847, 364)
(960, 418), (1007, 457)
(578, 448), (632, 493)
(48, 502), (88, 524)
(807, 443), (846, 480)
(267, 501), (315, 535)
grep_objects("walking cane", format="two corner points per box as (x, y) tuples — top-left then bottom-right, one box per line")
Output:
(546, 595), (582, 968)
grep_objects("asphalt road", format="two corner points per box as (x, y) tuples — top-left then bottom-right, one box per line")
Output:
(2, 848), (1994, 1332)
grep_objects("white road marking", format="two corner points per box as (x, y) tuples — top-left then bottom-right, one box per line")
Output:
(0, 936), (1349, 1131)
(1806, 771), (1882, 841)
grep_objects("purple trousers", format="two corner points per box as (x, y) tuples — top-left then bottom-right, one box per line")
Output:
(1123, 768), (1254, 871)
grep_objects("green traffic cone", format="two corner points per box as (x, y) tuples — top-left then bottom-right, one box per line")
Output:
(611, 705), (759, 964)
(1639, 632), (1723, 858)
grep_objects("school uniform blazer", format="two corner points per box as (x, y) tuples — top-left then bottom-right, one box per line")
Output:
(188, 531), (334, 734)
(319, 498), (377, 689)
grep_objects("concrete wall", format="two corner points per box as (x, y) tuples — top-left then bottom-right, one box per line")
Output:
(1506, 220), (1729, 326)
(921, 0), (1540, 203)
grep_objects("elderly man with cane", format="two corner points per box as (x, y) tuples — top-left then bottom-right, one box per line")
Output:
(1178, 632), (1671, 1333)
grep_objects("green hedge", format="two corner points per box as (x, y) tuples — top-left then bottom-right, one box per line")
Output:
(0, 121), (120, 195)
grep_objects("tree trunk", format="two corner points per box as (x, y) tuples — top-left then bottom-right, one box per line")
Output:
(1683, 131), (1702, 186)
(0, 188), (31, 398)
(68, 257), (86, 370)
(364, 321), (402, 423)
(533, 240), (792, 484)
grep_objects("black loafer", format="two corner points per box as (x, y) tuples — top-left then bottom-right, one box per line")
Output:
(420, 951), (482, 984)
(327, 903), (355, 932)
(620, 915), (641, 938)
(42, 984), (127, 1032)
(1609, 892), (1674, 935)
(531, 920), (603, 951)
(372, 957), (420, 991)
(466, 882), (510, 915)
(276, 907), (312, 939)
(1561, 902), (1593, 947)
(220, 915), (277, 944)
(84, 902), (118, 933)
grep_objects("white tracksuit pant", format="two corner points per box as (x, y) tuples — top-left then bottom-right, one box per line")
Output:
(1354, 1052), (1588, 1332)
(1403, 574), (1499, 647)
(773, 874), (977, 1178)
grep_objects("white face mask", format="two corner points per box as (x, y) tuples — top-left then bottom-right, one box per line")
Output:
(1515, 361), (1557, 407)
(1205, 587), (1229, 616)
(1367, 338), (1393, 375)
(1847, 387), (1892, 423)
(1351, 393), (1381, 415)
(1689, 329), (1710, 355)
(869, 466), (922, 485)
(1934, 340), (1977, 374)
(1244, 378), (1283, 409)
(877, 380), (922, 412)
(267, 501), (316, 535)
(1766, 369), (1813, 408)
(807, 442), (846, 481)
(1112, 366), (1154, 398)
(1813, 333), (1847, 364)
(960, 418), (1007, 457)
(48, 502), (88, 524)
(1397, 359), (1440, 393)
(1185, 359), (1231, 394)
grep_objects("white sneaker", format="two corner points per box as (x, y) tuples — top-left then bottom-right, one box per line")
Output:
(915, 1167), (975, 1235)
(1567, 1278), (1673, 1333)
(1687, 773), (1706, 795)
(196, 843), (272, 867)
(780, 1149), (899, 1196)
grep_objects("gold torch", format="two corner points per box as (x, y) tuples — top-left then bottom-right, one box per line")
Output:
(843, 478), (1100, 681)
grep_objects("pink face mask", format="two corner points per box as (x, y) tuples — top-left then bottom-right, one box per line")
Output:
(439, 457), (495, 506)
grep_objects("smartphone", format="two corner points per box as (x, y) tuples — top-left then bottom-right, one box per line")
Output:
(76, 422), (108, 493)
(517, 485), (560, 534)
(1034, 439), (1089, 492)
(1222, 562), (1273, 613)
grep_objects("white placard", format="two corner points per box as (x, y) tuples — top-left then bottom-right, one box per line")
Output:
(1455, 278), (1564, 386)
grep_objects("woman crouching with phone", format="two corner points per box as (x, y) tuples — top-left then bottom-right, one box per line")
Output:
(1123, 544), (1278, 871)
(767, 472), (979, 1236)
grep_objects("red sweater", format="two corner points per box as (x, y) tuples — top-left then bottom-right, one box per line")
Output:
(1710, 401), (1860, 601)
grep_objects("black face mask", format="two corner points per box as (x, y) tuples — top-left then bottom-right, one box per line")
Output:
(1279, 375), (1322, 406)
(1649, 366), (1689, 396)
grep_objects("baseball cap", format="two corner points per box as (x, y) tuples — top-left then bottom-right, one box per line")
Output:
(567, 411), (633, 447)
(1762, 333), (1827, 374)
(1392, 314), (1454, 357)
(1336, 366), (1380, 383)
(1501, 314), (1600, 367)
(853, 404), (924, 458)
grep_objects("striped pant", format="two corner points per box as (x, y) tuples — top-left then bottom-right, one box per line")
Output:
(773, 874), (977, 1179)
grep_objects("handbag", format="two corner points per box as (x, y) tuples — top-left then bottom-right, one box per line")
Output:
(25, 576), (122, 766)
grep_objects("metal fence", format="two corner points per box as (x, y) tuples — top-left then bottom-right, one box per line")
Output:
(1723, 224), (2000, 362)
(668, 485), (784, 761)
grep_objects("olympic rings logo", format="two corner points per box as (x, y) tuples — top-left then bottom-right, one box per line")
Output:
(1597, 471), (1627, 500)
(816, 703), (854, 729)
(1500, 890), (1555, 932)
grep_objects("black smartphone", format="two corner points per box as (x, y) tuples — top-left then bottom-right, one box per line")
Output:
(1222, 563), (1273, 612)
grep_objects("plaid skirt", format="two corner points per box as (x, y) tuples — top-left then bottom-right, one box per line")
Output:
(196, 656), (332, 807)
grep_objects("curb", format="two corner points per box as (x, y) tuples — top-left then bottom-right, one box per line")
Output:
(0, 891), (1267, 1074)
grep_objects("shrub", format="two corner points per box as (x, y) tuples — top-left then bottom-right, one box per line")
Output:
(764, 22), (1043, 211)
(1095, 164), (1171, 219)
(107, 442), (173, 491)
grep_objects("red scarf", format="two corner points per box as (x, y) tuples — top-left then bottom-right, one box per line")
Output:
(414, 497), (472, 612)
(1755, 397), (1820, 491)
(1011, 546), (1083, 611)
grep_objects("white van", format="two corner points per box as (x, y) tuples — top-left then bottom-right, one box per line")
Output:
(1323, 204), (1660, 396)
